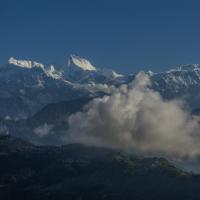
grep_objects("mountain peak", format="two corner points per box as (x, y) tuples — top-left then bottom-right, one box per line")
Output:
(166, 64), (200, 73)
(68, 55), (96, 71)
(8, 57), (44, 69)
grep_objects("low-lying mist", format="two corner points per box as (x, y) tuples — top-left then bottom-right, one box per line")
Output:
(65, 72), (200, 161)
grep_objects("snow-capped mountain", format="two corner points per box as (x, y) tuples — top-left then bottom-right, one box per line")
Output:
(0, 57), (81, 119)
(8, 57), (45, 69)
(8, 57), (62, 80)
(64, 55), (97, 81)
(68, 54), (97, 71)
(64, 54), (123, 83)
(2, 56), (200, 144)
(0, 55), (124, 119)
(149, 64), (200, 107)
(1, 54), (200, 119)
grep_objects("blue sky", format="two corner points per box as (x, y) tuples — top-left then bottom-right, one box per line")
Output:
(1, 0), (200, 73)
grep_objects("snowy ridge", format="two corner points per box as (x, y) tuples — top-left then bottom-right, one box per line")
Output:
(3, 55), (200, 118)
(8, 57), (45, 69)
(8, 57), (62, 80)
(67, 54), (123, 77)
(45, 65), (62, 80)
(68, 54), (96, 71)
(166, 64), (200, 73)
(163, 64), (200, 86)
(111, 70), (123, 78)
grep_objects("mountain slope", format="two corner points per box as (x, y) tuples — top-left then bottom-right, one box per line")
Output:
(64, 54), (124, 83)
(3, 58), (200, 146)
(1, 136), (200, 200)
(0, 55), (124, 119)
(2, 55), (200, 119)
(150, 64), (200, 108)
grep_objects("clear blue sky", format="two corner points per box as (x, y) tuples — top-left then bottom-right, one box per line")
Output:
(1, 0), (200, 73)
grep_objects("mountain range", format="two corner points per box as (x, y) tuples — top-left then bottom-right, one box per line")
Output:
(1, 55), (200, 120)
(0, 55), (125, 119)
(2, 55), (200, 199)
(1, 55), (200, 144)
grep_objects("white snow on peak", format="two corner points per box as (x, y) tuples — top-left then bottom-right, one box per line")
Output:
(147, 70), (155, 76)
(111, 71), (123, 78)
(166, 64), (200, 73)
(68, 55), (96, 71)
(8, 57), (63, 80)
(46, 65), (62, 79)
(8, 57), (44, 69)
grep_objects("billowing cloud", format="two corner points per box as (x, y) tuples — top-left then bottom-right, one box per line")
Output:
(34, 123), (54, 137)
(65, 72), (200, 159)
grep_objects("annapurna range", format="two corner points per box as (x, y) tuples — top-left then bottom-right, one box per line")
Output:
(1, 54), (200, 120)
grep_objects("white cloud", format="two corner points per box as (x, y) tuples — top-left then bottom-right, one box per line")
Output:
(34, 123), (54, 137)
(65, 72), (200, 159)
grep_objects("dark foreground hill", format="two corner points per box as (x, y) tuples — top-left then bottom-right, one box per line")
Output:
(0, 135), (200, 200)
